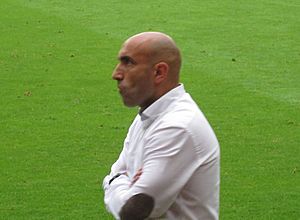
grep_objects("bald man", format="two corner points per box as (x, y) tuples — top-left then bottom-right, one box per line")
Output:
(103, 32), (220, 220)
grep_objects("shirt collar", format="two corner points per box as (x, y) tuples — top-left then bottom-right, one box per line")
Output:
(139, 84), (185, 127)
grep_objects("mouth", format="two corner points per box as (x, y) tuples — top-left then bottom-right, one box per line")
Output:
(117, 84), (124, 94)
(117, 85), (122, 91)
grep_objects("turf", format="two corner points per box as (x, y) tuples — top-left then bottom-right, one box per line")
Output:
(0, 0), (299, 219)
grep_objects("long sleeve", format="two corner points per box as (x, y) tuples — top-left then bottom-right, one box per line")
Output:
(104, 125), (201, 219)
(103, 136), (130, 219)
(103, 174), (132, 219)
(102, 85), (220, 219)
(130, 126), (200, 218)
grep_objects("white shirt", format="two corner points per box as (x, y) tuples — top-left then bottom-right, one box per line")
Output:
(103, 84), (220, 220)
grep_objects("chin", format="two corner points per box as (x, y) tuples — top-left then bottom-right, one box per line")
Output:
(122, 100), (138, 108)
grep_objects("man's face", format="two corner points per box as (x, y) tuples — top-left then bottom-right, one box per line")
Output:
(112, 41), (156, 109)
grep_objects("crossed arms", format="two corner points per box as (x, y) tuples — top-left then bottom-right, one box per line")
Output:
(103, 126), (199, 219)
(104, 170), (154, 220)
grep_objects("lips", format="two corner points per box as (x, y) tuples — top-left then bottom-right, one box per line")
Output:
(117, 84), (125, 95)
(117, 85), (122, 93)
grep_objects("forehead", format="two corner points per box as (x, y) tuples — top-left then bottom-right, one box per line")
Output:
(118, 38), (151, 61)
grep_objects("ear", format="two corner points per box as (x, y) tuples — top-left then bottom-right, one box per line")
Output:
(154, 62), (169, 84)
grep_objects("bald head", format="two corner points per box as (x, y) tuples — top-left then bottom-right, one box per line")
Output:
(112, 32), (182, 110)
(123, 32), (182, 83)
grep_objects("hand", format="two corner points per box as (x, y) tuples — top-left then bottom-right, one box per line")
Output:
(131, 168), (143, 186)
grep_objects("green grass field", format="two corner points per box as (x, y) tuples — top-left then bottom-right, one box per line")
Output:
(1, 0), (299, 219)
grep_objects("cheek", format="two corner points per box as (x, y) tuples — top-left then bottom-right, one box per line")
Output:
(124, 67), (155, 92)
(126, 71), (146, 87)
(137, 76), (156, 99)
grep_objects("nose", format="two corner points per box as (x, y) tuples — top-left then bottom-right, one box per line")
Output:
(112, 64), (124, 81)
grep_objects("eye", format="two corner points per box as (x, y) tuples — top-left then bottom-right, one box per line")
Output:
(120, 56), (136, 65)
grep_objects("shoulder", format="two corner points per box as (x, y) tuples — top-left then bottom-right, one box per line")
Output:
(153, 94), (218, 148)
(159, 93), (205, 131)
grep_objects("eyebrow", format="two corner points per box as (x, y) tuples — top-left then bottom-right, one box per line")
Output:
(118, 55), (137, 64)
